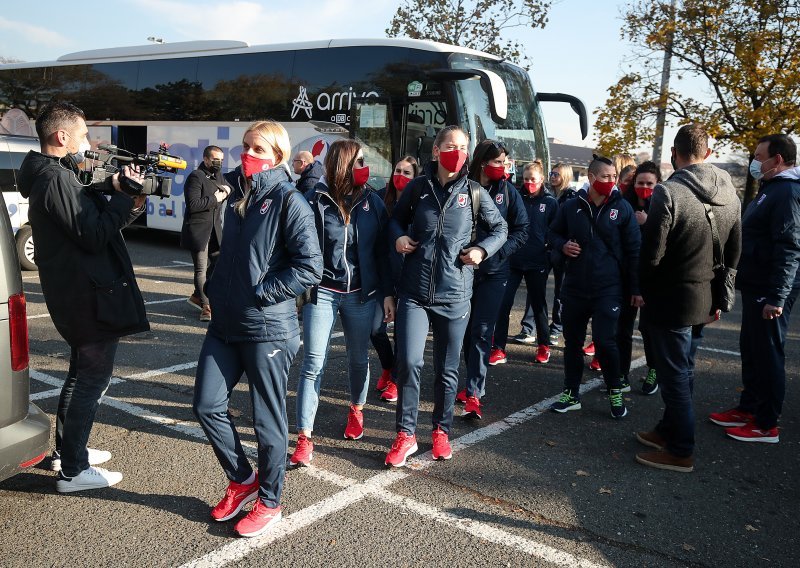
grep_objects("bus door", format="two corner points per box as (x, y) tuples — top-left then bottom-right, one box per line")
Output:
(401, 99), (448, 167)
(349, 100), (394, 189)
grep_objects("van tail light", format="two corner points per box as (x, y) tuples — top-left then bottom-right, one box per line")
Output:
(9, 292), (29, 372)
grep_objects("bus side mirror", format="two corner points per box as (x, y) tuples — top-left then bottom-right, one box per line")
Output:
(536, 93), (589, 140)
(426, 68), (508, 123)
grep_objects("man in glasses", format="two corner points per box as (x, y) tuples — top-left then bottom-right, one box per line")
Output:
(293, 150), (324, 193)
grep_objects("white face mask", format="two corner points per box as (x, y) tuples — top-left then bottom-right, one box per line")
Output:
(74, 140), (91, 163)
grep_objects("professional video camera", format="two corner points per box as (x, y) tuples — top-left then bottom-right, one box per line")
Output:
(83, 143), (187, 198)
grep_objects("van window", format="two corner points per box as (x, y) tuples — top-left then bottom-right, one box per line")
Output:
(0, 151), (27, 192)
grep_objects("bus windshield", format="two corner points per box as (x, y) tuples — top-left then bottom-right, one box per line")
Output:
(449, 54), (548, 168)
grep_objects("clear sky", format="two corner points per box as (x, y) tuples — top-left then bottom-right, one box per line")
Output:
(0, 0), (709, 157)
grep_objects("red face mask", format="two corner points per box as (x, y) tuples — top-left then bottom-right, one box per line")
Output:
(352, 165), (370, 187)
(438, 149), (468, 173)
(240, 153), (274, 178)
(483, 164), (506, 182)
(392, 174), (410, 192)
(523, 181), (541, 195)
(618, 182), (630, 193)
(635, 186), (654, 200)
(592, 179), (616, 197)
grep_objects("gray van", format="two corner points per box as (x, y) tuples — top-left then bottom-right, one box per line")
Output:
(0, 189), (49, 482)
(0, 134), (39, 271)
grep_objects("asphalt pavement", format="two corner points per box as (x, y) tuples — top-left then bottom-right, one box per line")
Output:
(1, 229), (798, 568)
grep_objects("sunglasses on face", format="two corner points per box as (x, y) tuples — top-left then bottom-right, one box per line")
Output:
(549, 171), (560, 177)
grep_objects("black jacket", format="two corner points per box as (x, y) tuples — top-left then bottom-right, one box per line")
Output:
(511, 187), (558, 271)
(640, 163), (742, 326)
(549, 188), (641, 298)
(736, 170), (800, 307)
(295, 161), (324, 194)
(17, 151), (149, 346)
(388, 163), (507, 305)
(180, 162), (224, 253)
(476, 179), (529, 275)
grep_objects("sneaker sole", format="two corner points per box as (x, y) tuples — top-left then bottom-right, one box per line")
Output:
(432, 450), (452, 461)
(635, 454), (693, 473)
(187, 298), (203, 311)
(235, 511), (282, 538)
(56, 474), (123, 493)
(709, 418), (749, 427)
(551, 403), (582, 413)
(380, 395), (398, 402)
(514, 338), (537, 345)
(52, 452), (112, 472)
(461, 410), (482, 420)
(619, 386), (632, 393)
(200, 317), (211, 322)
(289, 453), (313, 468)
(535, 359), (550, 364)
(488, 359), (507, 366)
(213, 490), (259, 522)
(642, 385), (659, 395)
(385, 442), (418, 468)
(635, 432), (664, 450)
(611, 408), (628, 419)
(344, 431), (364, 440)
(726, 433), (779, 443)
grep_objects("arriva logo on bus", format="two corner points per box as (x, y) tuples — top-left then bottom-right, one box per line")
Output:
(292, 86), (380, 124)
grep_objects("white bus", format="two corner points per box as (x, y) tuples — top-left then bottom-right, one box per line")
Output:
(0, 38), (586, 234)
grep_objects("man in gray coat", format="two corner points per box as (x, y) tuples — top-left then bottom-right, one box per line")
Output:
(636, 124), (742, 472)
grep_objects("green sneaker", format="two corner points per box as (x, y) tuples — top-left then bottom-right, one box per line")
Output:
(609, 389), (628, 419)
(619, 376), (631, 393)
(550, 389), (581, 413)
(642, 368), (658, 395)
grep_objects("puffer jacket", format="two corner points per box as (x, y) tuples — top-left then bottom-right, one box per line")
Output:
(305, 183), (391, 302)
(476, 179), (529, 275)
(207, 166), (322, 342)
(549, 188), (640, 299)
(388, 163), (507, 304)
(736, 167), (800, 308)
(17, 150), (149, 347)
(511, 186), (558, 271)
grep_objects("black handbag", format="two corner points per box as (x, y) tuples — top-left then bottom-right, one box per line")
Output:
(701, 202), (737, 313)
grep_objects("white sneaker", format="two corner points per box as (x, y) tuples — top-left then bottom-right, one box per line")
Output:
(51, 448), (113, 472)
(57, 466), (123, 493)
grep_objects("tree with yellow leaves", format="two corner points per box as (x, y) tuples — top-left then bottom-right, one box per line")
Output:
(595, 0), (800, 203)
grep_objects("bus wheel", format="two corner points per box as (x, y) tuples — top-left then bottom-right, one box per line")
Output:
(16, 226), (37, 271)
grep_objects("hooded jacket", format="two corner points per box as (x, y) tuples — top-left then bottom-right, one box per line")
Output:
(640, 163), (742, 326)
(17, 150), (149, 347)
(304, 183), (391, 302)
(511, 186), (558, 271)
(389, 162), (507, 305)
(549, 188), (640, 299)
(207, 166), (322, 342)
(180, 161), (224, 253)
(295, 161), (325, 194)
(736, 167), (800, 307)
(476, 178), (529, 275)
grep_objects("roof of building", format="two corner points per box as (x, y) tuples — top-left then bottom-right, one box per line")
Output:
(548, 142), (595, 169)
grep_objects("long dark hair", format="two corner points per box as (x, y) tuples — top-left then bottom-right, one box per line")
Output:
(468, 139), (506, 183)
(324, 139), (362, 224)
(384, 155), (419, 215)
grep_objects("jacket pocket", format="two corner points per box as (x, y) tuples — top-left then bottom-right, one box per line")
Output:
(95, 278), (139, 329)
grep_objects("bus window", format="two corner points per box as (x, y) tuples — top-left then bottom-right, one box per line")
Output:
(351, 101), (393, 186)
(405, 101), (447, 166)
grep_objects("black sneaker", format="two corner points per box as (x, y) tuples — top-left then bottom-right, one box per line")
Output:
(551, 389), (581, 413)
(619, 376), (631, 393)
(642, 368), (658, 395)
(512, 332), (536, 345)
(549, 332), (561, 346)
(609, 389), (628, 419)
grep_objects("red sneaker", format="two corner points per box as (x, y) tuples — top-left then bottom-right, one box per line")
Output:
(535, 344), (551, 364)
(709, 408), (754, 427)
(589, 356), (602, 371)
(234, 500), (282, 537)
(456, 388), (467, 404)
(431, 426), (452, 460)
(210, 474), (259, 521)
(583, 342), (596, 356)
(344, 404), (364, 440)
(380, 380), (398, 402)
(376, 369), (392, 392)
(289, 434), (313, 468)
(726, 422), (779, 443)
(385, 432), (418, 467)
(462, 396), (482, 420)
(488, 348), (507, 366)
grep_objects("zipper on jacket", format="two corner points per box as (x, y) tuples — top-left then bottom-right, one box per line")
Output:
(426, 179), (446, 303)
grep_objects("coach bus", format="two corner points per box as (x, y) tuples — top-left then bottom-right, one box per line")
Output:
(0, 38), (586, 234)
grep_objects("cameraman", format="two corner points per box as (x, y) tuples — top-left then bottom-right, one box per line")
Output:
(18, 101), (150, 493)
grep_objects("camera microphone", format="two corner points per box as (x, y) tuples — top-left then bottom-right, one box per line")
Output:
(98, 144), (118, 152)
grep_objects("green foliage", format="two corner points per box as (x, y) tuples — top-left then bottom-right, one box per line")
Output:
(386, 0), (552, 67)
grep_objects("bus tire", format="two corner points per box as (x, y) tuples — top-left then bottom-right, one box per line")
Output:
(16, 225), (37, 271)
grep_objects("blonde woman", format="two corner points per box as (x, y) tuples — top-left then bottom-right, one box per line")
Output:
(193, 120), (322, 538)
(546, 162), (576, 343)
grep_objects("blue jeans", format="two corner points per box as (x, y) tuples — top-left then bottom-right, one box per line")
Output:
(193, 333), (300, 508)
(297, 288), (376, 432)
(57, 339), (119, 477)
(645, 322), (704, 457)
(395, 296), (471, 435)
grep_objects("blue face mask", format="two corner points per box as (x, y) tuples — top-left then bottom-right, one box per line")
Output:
(749, 159), (764, 181)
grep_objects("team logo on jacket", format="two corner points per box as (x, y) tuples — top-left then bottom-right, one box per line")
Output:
(757, 193), (767, 205)
(457, 194), (468, 208)
(260, 200), (272, 215)
(609, 208), (618, 220)
(495, 193), (504, 205)
(539, 203), (546, 213)
(362, 200), (370, 212)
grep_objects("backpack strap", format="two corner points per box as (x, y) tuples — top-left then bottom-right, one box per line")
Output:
(467, 179), (482, 243)
(702, 203), (724, 268)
